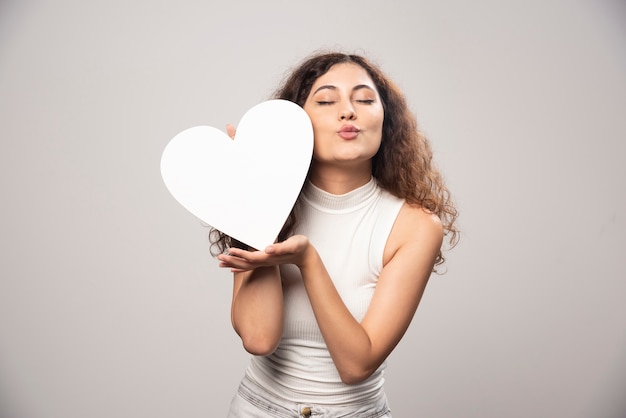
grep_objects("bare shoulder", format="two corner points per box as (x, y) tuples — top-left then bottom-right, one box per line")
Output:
(383, 203), (444, 266)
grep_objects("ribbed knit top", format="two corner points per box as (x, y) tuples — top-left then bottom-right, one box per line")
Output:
(245, 178), (405, 405)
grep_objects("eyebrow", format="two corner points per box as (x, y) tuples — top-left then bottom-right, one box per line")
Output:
(311, 84), (376, 95)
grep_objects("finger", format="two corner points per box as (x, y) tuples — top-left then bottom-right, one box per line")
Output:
(219, 252), (265, 269)
(219, 259), (253, 271)
(226, 124), (236, 140)
(230, 267), (252, 273)
(222, 250), (253, 264)
(226, 248), (270, 263)
(265, 239), (299, 256)
(223, 247), (247, 257)
(219, 254), (247, 266)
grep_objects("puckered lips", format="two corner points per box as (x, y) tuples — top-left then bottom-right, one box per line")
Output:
(337, 124), (360, 140)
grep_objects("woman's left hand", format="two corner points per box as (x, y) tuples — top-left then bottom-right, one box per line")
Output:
(217, 235), (312, 272)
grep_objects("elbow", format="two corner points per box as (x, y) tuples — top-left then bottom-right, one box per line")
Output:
(240, 333), (281, 357)
(243, 339), (278, 357)
(338, 367), (376, 385)
(232, 316), (283, 356)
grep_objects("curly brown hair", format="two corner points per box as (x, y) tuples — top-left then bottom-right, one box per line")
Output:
(210, 51), (459, 270)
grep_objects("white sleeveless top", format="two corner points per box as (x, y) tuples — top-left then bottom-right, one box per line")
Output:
(245, 178), (405, 405)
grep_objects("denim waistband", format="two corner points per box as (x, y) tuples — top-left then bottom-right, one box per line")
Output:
(231, 374), (392, 418)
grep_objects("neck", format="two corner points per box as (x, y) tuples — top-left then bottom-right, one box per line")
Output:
(308, 162), (373, 195)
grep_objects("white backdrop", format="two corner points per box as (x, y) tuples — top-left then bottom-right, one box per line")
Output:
(1, 1), (624, 417)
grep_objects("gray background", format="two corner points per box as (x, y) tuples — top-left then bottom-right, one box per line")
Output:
(1, 0), (625, 417)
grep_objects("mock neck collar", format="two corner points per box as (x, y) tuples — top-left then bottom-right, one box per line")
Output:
(301, 177), (378, 213)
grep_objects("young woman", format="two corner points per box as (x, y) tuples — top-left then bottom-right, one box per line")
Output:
(213, 51), (459, 417)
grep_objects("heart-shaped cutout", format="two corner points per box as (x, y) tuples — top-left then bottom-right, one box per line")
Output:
(161, 100), (313, 250)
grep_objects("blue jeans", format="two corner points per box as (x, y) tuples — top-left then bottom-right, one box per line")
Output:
(227, 375), (392, 417)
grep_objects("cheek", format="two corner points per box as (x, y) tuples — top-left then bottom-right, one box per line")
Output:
(371, 115), (384, 136)
(309, 116), (332, 139)
(366, 107), (384, 129)
(310, 125), (324, 146)
(378, 108), (385, 131)
(311, 111), (330, 128)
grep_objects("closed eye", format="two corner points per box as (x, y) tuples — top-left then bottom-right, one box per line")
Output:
(356, 99), (375, 104)
(316, 101), (335, 105)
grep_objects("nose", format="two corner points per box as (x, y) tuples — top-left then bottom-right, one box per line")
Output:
(339, 104), (356, 121)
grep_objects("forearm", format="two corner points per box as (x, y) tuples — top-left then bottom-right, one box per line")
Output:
(231, 266), (284, 355)
(298, 247), (379, 384)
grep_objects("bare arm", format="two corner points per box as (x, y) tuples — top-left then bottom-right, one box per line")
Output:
(299, 205), (443, 383)
(220, 205), (443, 383)
(218, 124), (284, 356)
(224, 265), (284, 356)
(216, 124), (286, 355)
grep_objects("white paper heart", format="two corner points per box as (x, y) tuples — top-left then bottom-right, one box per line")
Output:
(161, 100), (313, 250)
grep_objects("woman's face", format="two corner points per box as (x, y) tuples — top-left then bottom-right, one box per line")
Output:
(303, 63), (384, 169)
